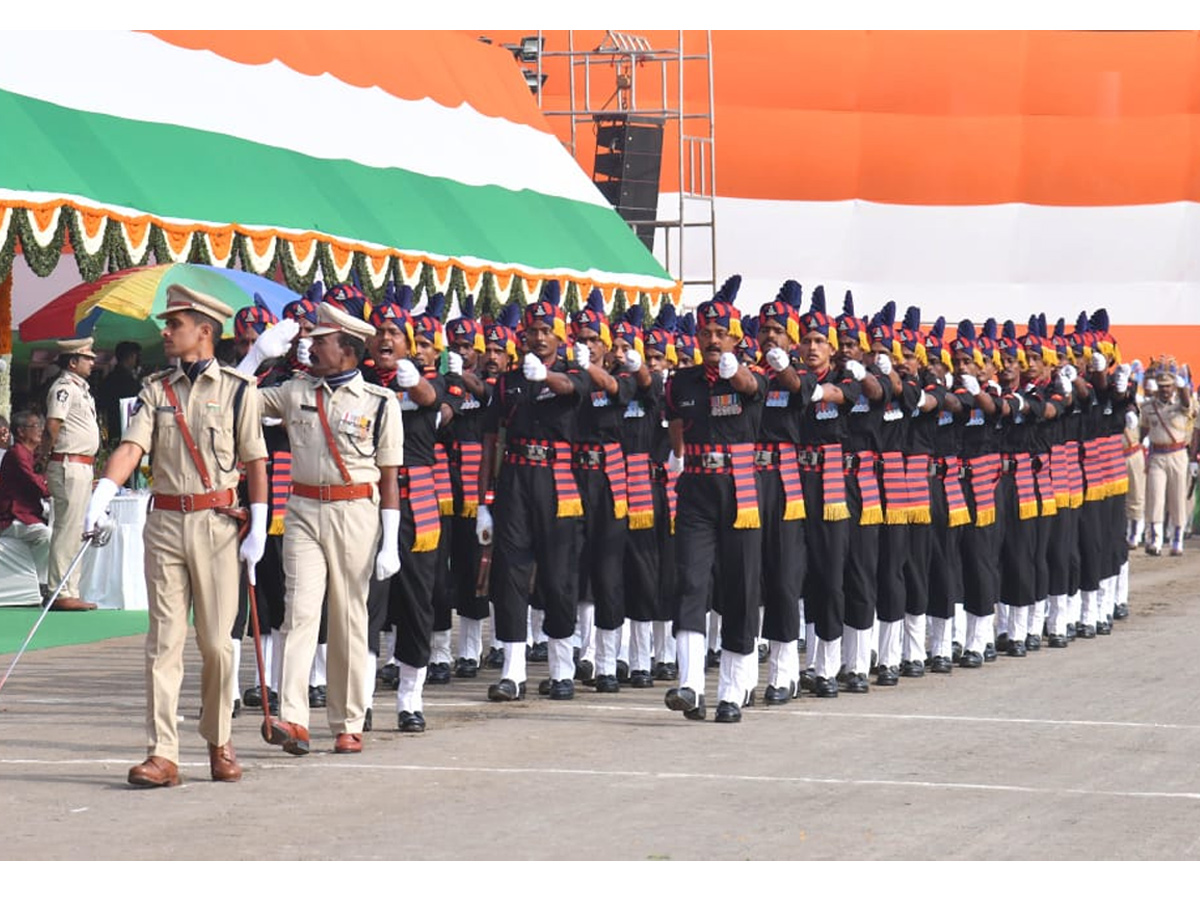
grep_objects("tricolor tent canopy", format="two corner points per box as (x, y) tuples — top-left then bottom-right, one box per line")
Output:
(0, 30), (677, 331)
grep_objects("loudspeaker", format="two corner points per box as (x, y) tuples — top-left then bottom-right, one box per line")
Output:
(592, 114), (664, 251)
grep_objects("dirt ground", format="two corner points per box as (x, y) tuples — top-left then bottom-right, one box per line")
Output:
(2, 545), (1200, 861)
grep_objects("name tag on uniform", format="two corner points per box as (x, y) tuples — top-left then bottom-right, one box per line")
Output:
(815, 401), (838, 420)
(966, 408), (985, 427)
(710, 394), (743, 417)
(624, 400), (645, 418)
(938, 410), (953, 426)
(536, 387), (555, 402)
(398, 391), (418, 412)
(591, 390), (610, 408)
(301, 404), (318, 412)
(766, 390), (789, 408)
(461, 395), (481, 411)
(155, 405), (177, 413)
(883, 405), (903, 422)
(851, 394), (869, 413)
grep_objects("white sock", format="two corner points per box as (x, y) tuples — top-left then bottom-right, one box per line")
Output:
(707, 611), (722, 651)
(431, 629), (453, 666)
(717, 649), (741, 703)
(595, 627), (620, 676)
(501, 642), (527, 685)
(1117, 561), (1130, 609)
(1047, 595), (1067, 636)
(953, 603), (966, 647)
(619, 619), (631, 666)
(1067, 592), (1081, 626)
(309, 643), (327, 687)
(1080, 590), (1098, 626)
(816, 636), (841, 679)
(396, 663), (426, 713)
(458, 617), (483, 662)
(269, 629), (283, 692)
(804, 624), (818, 671)
(576, 603), (595, 663)
(629, 620), (653, 672)
(903, 613), (926, 662)
(548, 637), (575, 682)
(877, 620), (903, 668)
(677, 630), (706, 694)
(529, 607), (547, 645)
(382, 627), (397, 664)
(995, 603), (1011, 637)
(964, 613), (993, 655)
(927, 617), (951, 659)
(1030, 600), (1047, 640)
(767, 639), (800, 687)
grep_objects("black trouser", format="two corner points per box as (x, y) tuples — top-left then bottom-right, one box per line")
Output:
(653, 478), (676, 621)
(877, 520), (908, 623)
(449, 515), (489, 620)
(1078, 499), (1105, 591)
(492, 464), (580, 642)
(758, 469), (806, 643)
(672, 472), (762, 655)
(998, 473), (1035, 607)
(574, 467), (627, 630)
(1106, 493), (1127, 577)
(386, 500), (439, 669)
(843, 472), (879, 631)
(800, 468), (849, 642)
(1033, 511), (1052, 602)
(927, 476), (963, 620)
(1048, 504), (1079, 596)
(624, 519), (659, 623)
(233, 533), (289, 637)
(432, 514), (454, 633)
(961, 471), (1003, 617)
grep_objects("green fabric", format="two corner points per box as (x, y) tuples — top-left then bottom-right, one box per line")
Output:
(0, 608), (148, 655)
(0, 87), (670, 281)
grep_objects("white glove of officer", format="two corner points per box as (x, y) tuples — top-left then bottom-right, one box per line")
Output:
(1113, 363), (1131, 393)
(844, 359), (867, 382)
(1125, 409), (1140, 432)
(1089, 351), (1108, 373)
(1145, 377), (1158, 395)
(83, 477), (119, 538)
(476, 505), (494, 546)
(875, 353), (892, 376)
(375, 508), (401, 580)
(623, 349), (643, 373)
(666, 450), (684, 476)
(573, 342), (591, 370)
(718, 352), (739, 379)
(1191, 461), (1200, 480)
(765, 347), (790, 373)
(239, 503), (269, 576)
(296, 336), (313, 368)
(960, 373), (981, 396)
(235, 319), (300, 377)
(395, 359), (421, 389)
(523, 353), (548, 382)
(447, 351), (464, 376)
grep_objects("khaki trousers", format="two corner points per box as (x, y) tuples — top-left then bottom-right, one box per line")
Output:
(46, 460), (92, 597)
(1124, 451), (1146, 521)
(142, 508), (239, 762)
(1, 520), (51, 583)
(280, 496), (379, 735)
(1146, 449), (1188, 530)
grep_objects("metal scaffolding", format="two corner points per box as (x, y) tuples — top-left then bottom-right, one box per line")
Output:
(533, 30), (717, 307)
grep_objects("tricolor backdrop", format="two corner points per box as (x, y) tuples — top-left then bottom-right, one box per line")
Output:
(485, 29), (1200, 366)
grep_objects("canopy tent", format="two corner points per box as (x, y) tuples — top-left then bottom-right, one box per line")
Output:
(0, 30), (677, 325)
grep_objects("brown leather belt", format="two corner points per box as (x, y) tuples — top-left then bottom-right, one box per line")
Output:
(1150, 441), (1187, 453)
(49, 453), (95, 464)
(152, 488), (237, 513)
(292, 482), (373, 502)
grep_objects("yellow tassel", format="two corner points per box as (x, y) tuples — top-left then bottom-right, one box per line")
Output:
(613, 499), (628, 520)
(885, 509), (908, 525)
(412, 527), (441, 553)
(1040, 499), (1057, 517)
(1018, 500), (1039, 520)
(1084, 486), (1105, 502)
(627, 511), (655, 530)
(1069, 492), (1083, 509)
(461, 499), (478, 519)
(783, 499), (807, 521)
(908, 507), (931, 525)
(670, 518), (676, 535)
(859, 505), (883, 526)
(1111, 477), (1129, 496)
(824, 502), (850, 522)
(268, 515), (285, 536)
(975, 508), (996, 528)
(438, 498), (455, 516)
(557, 498), (584, 518)
(733, 507), (761, 530)
(1055, 492), (1070, 508)
(948, 508), (972, 528)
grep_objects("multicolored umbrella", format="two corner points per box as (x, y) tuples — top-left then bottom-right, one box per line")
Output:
(19, 263), (300, 345)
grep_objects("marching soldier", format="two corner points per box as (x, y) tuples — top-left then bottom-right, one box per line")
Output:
(645, 306), (680, 681)
(84, 285), (269, 786)
(38, 337), (101, 611)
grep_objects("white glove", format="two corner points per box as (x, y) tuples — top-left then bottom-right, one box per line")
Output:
(0, 358), (7, 374)
(1145, 378), (1158, 394)
(236, 319), (299, 376)
(296, 336), (313, 367)
(1058, 370), (1073, 395)
(1191, 461), (1199, 480)
(811, 382), (825, 403)
(960, 374), (981, 396)
(447, 351), (464, 376)
(375, 508), (401, 580)
(239, 503), (269, 573)
(574, 342), (591, 370)
(623, 349), (643, 373)
(666, 450), (684, 475)
(476, 504), (494, 546)
(1113, 363), (1131, 393)
(523, 353), (548, 382)
(945, 372), (954, 389)
(1125, 410), (1140, 432)
(845, 359), (867, 382)
(1009, 392), (1027, 414)
(765, 347), (790, 373)
(395, 359), (421, 389)
(83, 477), (119, 537)
(1089, 351), (1108, 372)
(717, 351), (739, 379)
(1059, 364), (1078, 383)
(875, 353), (892, 376)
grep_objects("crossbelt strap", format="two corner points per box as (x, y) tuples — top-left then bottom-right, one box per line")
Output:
(315, 388), (354, 486)
(162, 379), (213, 492)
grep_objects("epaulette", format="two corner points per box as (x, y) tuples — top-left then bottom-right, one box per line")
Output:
(222, 366), (257, 385)
(362, 382), (396, 400)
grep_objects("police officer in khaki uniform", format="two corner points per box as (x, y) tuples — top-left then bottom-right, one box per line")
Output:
(256, 302), (404, 756)
(1140, 356), (1198, 556)
(38, 337), (101, 611)
(85, 285), (269, 787)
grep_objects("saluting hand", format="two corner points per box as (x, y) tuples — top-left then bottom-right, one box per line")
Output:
(523, 353), (548, 382)
(717, 352), (739, 380)
(395, 359), (421, 389)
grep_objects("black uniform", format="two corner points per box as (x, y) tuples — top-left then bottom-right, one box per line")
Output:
(620, 370), (666, 624)
(447, 373), (494, 624)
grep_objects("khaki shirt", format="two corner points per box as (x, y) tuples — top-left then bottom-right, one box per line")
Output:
(259, 372), (403, 486)
(123, 363), (267, 495)
(45, 371), (100, 455)
(1140, 392), (1198, 448)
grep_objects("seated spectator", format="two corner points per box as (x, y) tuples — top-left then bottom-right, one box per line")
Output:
(0, 410), (52, 596)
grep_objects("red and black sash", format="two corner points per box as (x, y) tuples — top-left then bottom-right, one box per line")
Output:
(880, 451), (910, 525)
(1009, 453), (1039, 520)
(848, 450), (882, 525)
(683, 441), (761, 529)
(1050, 443), (1071, 509)
(268, 449), (292, 535)
(754, 441), (805, 521)
(433, 444), (454, 516)
(400, 465), (441, 552)
(625, 452), (655, 530)
(1081, 436), (1106, 502)
(906, 453), (932, 524)
(939, 456), (970, 528)
(797, 443), (849, 522)
(1033, 451), (1057, 517)
(965, 453), (1001, 527)
(455, 441), (483, 519)
(1065, 440), (1084, 508)
(504, 439), (584, 518)
(573, 441), (628, 519)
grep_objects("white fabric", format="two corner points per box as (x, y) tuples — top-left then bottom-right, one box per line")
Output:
(595, 627), (620, 677)
(927, 616), (952, 659)
(1009, 605), (1030, 642)
(652, 620), (676, 664)
(529, 607), (547, 645)
(953, 602), (966, 646)
(254, 630), (273, 689)
(78, 492), (150, 610)
(1030, 599), (1048, 640)
(269, 628), (283, 692)
(0, 523), (49, 606)
(903, 613), (926, 663)
(843, 626), (873, 675)
(1067, 592), (1082, 627)
(572, 342), (590, 371)
(364, 650), (377, 711)
(1047, 595), (1068, 637)
(995, 602), (1011, 638)
(548, 637), (575, 682)
(717, 649), (740, 703)
(707, 611), (722, 651)
(677, 629), (706, 694)
(309, 642), (327, 687)
(1117, 561), (1130, 609)
(230, 638), (242, 703)
(717, 352), (739, 379)
(964, 612), (993, 655)
(629, 620), (653, 672)
(1080, 590), (1099, 627)
(767, 639), (799, 687)
(431, 629), (453, 666)
(396, 662), (426, 713)
(619, 619), (630, 665)
(797, 597), (806, 635)
(382, 626), (397, 664)
(575, 602), (596, 662)
(458, 616), (483, 662)
(877, 619), (903, 669)
(804, 623), (818, 671)
(501, 641), (527, 686)
(1147, 522), (1164, 552)
(815, 636), (841, 679)
(1100, 576), (1117, 619)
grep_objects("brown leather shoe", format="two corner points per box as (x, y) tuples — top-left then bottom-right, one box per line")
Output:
(334, 733), (362, 754)
(48, 596), (97, 611)
(127, 755), (180, 787)
(208, 742), (243, 782)
(264, 719), (310, 756)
